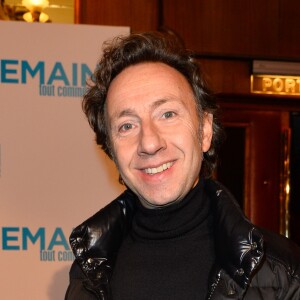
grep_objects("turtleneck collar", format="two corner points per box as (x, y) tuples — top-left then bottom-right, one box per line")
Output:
(131, 178), (212, 241)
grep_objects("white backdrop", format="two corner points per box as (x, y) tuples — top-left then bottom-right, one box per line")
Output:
(0, 21), (129, 300)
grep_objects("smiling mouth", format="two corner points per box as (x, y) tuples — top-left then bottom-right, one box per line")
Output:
(143, 162), (173, 175)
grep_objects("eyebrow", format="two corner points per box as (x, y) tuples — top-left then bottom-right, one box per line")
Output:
(151, 98), (169, 109)
(112, 108), (136, 120)
(111, 98), (171, 121)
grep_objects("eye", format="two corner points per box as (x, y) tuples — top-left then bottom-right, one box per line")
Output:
(119, 123), (133, 132)
(162, 111), (176, 119)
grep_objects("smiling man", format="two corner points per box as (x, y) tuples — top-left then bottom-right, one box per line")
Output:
(107, 62), (212, 208)
(65, 32), (300, 300)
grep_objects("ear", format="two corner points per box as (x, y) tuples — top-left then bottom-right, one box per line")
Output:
(201, 113), (213, 152)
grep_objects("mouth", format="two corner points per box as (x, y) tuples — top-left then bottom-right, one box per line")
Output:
(143, 162), (174, 175)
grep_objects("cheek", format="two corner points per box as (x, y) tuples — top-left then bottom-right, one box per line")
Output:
(109, 135), (123, 167)
(167, 124), (202, 161)
(111, 139), (135, 170)
(178, 118), (202, 147)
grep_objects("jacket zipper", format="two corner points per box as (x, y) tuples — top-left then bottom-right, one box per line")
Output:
(207, 270), (222, 300)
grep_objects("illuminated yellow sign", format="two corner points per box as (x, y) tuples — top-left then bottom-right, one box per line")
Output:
(251, 75), (300, 96)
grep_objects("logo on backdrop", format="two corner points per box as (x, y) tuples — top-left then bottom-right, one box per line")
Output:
(1, 226), (75, 262)
(0, 59), (93, 98)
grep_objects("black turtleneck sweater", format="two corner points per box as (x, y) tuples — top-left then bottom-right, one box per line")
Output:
(111, 179), (215, 300)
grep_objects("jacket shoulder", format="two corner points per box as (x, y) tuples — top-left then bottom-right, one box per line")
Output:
(261, 227), (300, 278)
(246, 228), (300, 299)
(69, 189), (136, 259)
(65, 190), (137, 299)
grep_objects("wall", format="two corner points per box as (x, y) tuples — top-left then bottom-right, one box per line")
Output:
(75, 0), (300, 95)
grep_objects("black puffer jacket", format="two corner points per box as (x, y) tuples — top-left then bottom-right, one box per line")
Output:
(65, 180), (300, 299)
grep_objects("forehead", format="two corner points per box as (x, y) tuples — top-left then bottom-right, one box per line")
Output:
(106, 62), (196, 111)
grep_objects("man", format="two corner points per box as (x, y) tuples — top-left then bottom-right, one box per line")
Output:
(65, 32), (300, 299)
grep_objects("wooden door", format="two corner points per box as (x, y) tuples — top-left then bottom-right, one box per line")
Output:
(216, 108), (289, 234)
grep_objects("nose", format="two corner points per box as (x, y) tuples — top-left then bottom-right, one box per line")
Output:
(137, 121), (166, 156)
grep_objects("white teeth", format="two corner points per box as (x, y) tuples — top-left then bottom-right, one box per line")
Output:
(144, 162), (173, 175)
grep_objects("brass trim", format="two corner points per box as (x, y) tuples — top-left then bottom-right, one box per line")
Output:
(280, 129), (291, 237)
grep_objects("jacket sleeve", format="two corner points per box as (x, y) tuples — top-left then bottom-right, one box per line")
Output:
(65, 261), (98, 300)
(282, 276), (300, 300)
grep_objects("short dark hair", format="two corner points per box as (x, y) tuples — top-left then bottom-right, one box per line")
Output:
(83, 31), (223, 178)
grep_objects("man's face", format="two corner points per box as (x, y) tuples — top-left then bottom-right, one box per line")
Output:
(106, 62), (213, 207)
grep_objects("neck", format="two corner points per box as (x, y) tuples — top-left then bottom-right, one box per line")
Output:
(132, 178), (210, 240)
